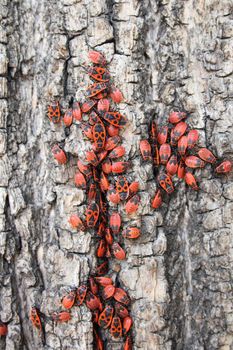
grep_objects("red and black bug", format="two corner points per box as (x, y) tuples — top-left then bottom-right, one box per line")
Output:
(157, 126), (168, 145)
(30, 307), (42, 332)
(95, 276), (113, 286)
(129, 181), (139, 196)
(102, 158), (112, 174)
(112, 242), (126, 260)
(105, 227), (114, 245)
(187, 129), (199, 149)
(85, 150), (99, 167)
(177, 160), (185, 178)
(88, 181), (97, 202)
(100, 171), (109, 192)
(86, 202), (99, 228)
(102, 284), (115, 300)
(89, 110), (101, 125)
(154, 144), (160, 166)
(52, 312), (71, 322)
(97, 221), (105, 237)
(92, 167), (100, 182)
(107, 124), (119, 137)
(68, 215), (85, 231)
(62, 289), (76, 309)
(72, 100), (82, 121)
(113, 288), (130, 305)
(93, 91), (108, 100)
(82, 123), (94, 140)
(185, 172), (199, 190)
(122, 227), (140, 239)
(93, 122), (106, 151)
(96, 260), (109, 275)
(77, 160), (92, 179)
(109, 212), (121, 234)
(105, 243), (111, 258)
(151, 189), (162, 209)
(108, 145), (125, 159)
(47, 101), (61, 123)
(98, 304), (114, 329)
(124, 335), (133, 350)
(107, 185), (121, 204)
(98, 150), (108, 163)
(115, 176), (129, 201)
(112, 161), (130, 174)
(166, 155), (178, 176)
(88, 50), (107, 66)
(140, 140), (152, 161)
(86, 291), (101, 310)
(151, 190), (162, 212)
(198, 148), (216, 163)
(150, 120), (157, 142)
(105, 136), (121, 151)
(168, 111), (186, 124)
(115, 302), (129, 318)
(110, 316), (122, 339)
(158, 173), (174, 194)
(171, 121), (187, 143)
(99, 197), (108, 217)
(63, 108), (73, 127)
(52, 145), (67, 164)
(215, 160), (232, 174)
(86, 82), (108, 98)
(178, 135), (188, 156)
(102, 112), (127, 128)
(96, 239), (107, 258)
(123, 316), (133, 334)
(109, 85), (123, 103)
(74, 171), (86, 189)
(159, 143), (171, 165)
(97, 98), (110, 114)
(81, 99), (97, 113)
(89, 277), (98, 295)
(87, 66), (110, 82)
(185, 156), (205, 168)
(170, 128), (176, 147)
(125, 194), (140, 214)
(76, 285), (87, 306)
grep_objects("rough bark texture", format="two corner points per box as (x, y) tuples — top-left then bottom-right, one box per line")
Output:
(0, 0), (233, 349)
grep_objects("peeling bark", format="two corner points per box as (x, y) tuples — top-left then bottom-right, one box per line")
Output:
(0, 0), (232, 349)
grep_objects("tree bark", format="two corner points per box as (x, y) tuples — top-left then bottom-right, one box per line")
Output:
(0, 0), (232, 349)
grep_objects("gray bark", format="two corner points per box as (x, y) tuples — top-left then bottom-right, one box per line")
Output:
(0, 0), (232, 349)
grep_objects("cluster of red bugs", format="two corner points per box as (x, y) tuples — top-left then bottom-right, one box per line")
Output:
(30, 50), (140, 349)
(139, 112), (232, 208)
